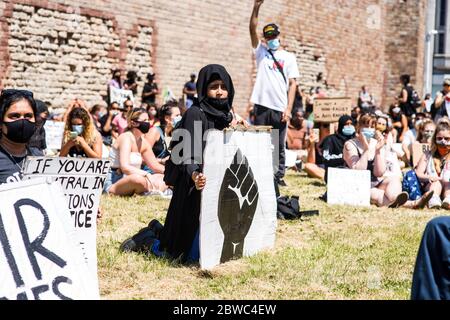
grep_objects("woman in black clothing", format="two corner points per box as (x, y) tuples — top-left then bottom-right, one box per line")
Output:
(0, 89), (42, 185)
(321, 115), (355, 182)
(389, 103), (408, 142)
(121, 64), (235, 263)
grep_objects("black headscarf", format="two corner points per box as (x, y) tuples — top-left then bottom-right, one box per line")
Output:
(336, 114), (355, 140)
(196, 64), (234, 130)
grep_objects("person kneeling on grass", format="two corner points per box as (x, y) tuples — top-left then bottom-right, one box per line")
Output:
(343, 113), (432, 208)
(119, 64), (238, 264)
(103, 107), (170, 197)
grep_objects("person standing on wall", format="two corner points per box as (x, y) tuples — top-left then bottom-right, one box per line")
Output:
(249, 0), (300, 188)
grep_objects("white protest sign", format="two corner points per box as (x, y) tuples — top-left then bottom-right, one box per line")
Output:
(109, 86), (134, 108)
(0, 178), (98, 299)
(285, 149), (297, 168)
(23, 157), (110, 293)
(200, 128), (277, 270)
(43, 120), (65, 150)
(327, 167), (371, 207)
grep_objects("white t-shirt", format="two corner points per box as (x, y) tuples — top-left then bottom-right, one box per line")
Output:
(250, 42), (300, 112)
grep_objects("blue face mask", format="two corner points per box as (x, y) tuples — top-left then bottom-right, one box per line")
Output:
(72, 125), (84, 135)
(172, 115), (182, 127)
(267, 38), (280, 51)
(361, 127), (375, 140)
(342, 125), (355, 136)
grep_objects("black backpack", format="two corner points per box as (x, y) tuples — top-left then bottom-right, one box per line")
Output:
(277, 195), (319, 220)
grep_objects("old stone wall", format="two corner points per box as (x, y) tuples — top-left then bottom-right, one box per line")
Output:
(0, 0), (427, 114)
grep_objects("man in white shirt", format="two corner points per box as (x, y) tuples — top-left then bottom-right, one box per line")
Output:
(249, 0), (300, 187)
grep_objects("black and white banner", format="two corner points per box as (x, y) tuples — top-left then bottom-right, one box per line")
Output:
(200, 129), (277, 270)
(0, 178), (98, 299)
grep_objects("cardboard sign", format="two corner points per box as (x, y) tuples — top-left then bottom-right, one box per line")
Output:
(109, 86), (134, 108)
(0, 178), (98, 299)
(23, 157), (110, 293)
(412, 143), (431, 168)
(43, 120), (65, 150)
(200, 128), (277, 270)
(327, 167), (371, 207)
(313, 97), (352, 123)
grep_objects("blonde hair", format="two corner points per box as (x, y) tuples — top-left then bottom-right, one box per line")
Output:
(126, 108), (147, 130)
(63, 107), (96, 146)
(357, 113), (376, 131)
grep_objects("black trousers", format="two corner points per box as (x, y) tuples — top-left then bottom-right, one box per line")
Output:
(253, 104), (287, 180)
(411, 216), (450, 300)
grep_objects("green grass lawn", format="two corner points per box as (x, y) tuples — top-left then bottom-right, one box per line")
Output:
(97, 171), (447, 300)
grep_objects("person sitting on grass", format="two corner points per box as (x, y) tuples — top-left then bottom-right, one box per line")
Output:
(60, 107), (103, 158)
(286, 109), (310, 168)
(143, 101), (181, 174)
(103, 107), (169, 197)
(414, 120), (450, 209)
(343, 113), (432, 208)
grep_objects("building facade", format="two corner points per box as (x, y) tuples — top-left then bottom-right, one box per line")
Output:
(0, 0), (427, 113)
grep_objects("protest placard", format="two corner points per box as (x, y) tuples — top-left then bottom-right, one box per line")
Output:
(327, 167), (371, 207)
(43, 120), (65, 150)
(200, 128), (277, 270)
(109, 86), (134, 108)
(412, 143), (431, 168)
(23, 157), (110, 292)
(313, 97), (352, 123)
(0, 178), (98, 299)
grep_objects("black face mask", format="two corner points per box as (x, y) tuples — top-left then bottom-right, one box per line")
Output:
(3, 119), (36, 143)
(137, 121), (150, 134)
(206, 97), (230, 112)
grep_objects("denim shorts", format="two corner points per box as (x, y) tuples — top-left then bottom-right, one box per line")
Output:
(103, 169), (123, 193)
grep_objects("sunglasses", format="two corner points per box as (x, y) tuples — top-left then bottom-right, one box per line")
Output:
(1, 89), (33, 98)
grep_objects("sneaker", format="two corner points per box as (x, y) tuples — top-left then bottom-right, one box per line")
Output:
(442, 197), (450, 210)
(148, 219), (164, 239)
(119, 226), (156, 253)
(388, 191), (409, 208)
(428, 195), (442, 209)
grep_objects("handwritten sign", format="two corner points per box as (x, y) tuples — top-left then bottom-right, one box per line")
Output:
(313, 97), (352, 123)
(23, 157), (110, 293)
(109, 86), (134, 108)
(327, 168), (371, 207)
(0, 178), (98, 299)
(412, 143), (431, 168)
(43, 120), (65, 150)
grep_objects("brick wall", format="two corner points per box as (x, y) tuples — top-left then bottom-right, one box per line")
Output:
(0, 0), (427, 114)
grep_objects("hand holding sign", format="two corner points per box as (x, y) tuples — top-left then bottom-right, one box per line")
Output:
(218, 149), (259, 263)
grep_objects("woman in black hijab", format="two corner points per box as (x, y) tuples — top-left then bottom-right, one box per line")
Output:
(121, 64), (235, 262)
(320, 114), (355, 182)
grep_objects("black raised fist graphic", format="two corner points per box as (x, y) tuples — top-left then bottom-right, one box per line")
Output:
(218, 148), (259, 263)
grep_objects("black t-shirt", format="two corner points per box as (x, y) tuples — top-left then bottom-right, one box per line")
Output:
(142, 83), (158, 104)
(0, 145), (43, 185)
(184, 81), (196, 100)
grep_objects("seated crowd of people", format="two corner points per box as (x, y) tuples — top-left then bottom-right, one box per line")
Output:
(1, 70), (450, 300)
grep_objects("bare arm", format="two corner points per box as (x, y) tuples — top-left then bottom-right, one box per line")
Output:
(283, 78), (297, 122)
(142, 128), (165, 173)
(435, 93), (444, 109)
(250, 0), (264, 49)
(401, 88), (408, 104)
(343, 140), (370, 170)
